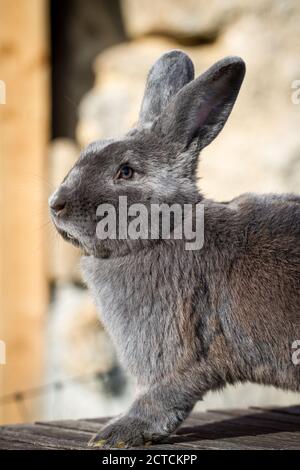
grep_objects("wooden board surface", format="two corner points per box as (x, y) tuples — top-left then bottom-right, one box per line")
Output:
(0, 406), (300, 450)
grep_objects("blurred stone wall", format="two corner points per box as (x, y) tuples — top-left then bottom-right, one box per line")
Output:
(47, 0), (300, 418)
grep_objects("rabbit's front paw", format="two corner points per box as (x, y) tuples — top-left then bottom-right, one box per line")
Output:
(88, 416), (154, 449)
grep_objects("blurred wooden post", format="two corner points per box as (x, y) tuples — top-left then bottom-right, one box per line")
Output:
(0, 0), (49, 423)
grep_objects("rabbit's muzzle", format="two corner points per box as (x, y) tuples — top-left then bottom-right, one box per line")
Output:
(49, 188), (68, 217)
(49, 180), (97, 254)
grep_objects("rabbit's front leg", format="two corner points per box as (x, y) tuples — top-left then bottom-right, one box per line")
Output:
(88, 376), (200, 449)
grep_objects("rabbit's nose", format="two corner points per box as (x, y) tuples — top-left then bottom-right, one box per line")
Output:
(49, 191), (67, 216)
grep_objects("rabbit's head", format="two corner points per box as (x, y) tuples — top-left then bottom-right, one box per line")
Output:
(49, 51), (245, 257)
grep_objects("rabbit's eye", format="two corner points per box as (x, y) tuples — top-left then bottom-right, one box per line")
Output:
(116, 165), (134, 180)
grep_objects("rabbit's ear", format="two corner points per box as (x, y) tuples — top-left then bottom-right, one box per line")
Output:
(157, 56), (245, 152)
(138, 50), (194, 128)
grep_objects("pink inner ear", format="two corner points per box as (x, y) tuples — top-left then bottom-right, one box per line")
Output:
(191, 93), (220, 138)
(195, 100), (214, 128)
(193, 76), (230, 131)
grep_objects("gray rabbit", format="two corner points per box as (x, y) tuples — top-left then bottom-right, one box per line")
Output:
(49, 51), (300, 448)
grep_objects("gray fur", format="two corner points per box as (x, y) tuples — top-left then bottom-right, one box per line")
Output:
(49, 51), (300, 448)
(138, 50), (194, 128)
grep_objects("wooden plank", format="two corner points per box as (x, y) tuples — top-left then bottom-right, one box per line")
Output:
(0, 418), (261, 450)
(1, 408), (300, 450)
(251, 405), (300, 416)
(39, 413), (264, 449)
(0, 0), (49, 424)
(0, 423), (92, 450)
(36, 418), (259, 450)
(213, 407), (300, 426)
(204, 409), (300, 448)
(0, 437), (46, 450)
(173, 410), (300, 450)
(33, 411), (299, 450)
(36, 419), (103, 434)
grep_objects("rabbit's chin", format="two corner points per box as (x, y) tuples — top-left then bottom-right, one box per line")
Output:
(55, 226), (82, 248)
(53, 223), (91, 255)
(54, 231), (127, 259)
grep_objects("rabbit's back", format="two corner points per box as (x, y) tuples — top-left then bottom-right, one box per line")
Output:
(222, 192), (300, 316)
(194, 194), (299, 391)
(229, 192), (300, 256)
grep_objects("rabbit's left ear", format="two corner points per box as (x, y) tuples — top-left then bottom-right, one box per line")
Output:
(138, 50), (194, 128)
(156, 56), (246, 152)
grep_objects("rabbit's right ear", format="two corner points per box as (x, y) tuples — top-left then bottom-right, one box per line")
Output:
(138, 50), (194, 128)
(156, 56), (246, 153)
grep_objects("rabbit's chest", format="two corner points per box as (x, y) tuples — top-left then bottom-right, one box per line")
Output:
(81, 256), (176, 383)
